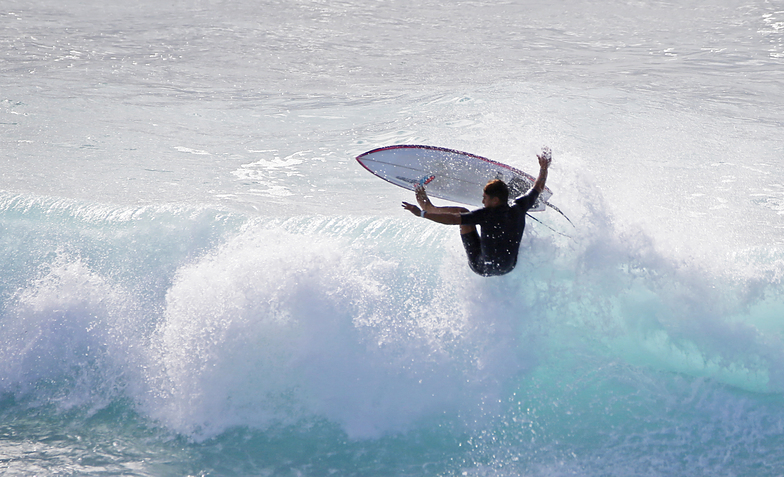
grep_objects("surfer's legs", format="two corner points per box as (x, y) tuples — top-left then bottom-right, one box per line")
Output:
(461, 229), (487, 276)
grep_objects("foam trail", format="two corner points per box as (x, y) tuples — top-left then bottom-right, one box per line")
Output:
(142, 217), (536, 439)
(137, 205), (783, 441)
(1, 189), (783, 469)
(0, 192), (532, 439)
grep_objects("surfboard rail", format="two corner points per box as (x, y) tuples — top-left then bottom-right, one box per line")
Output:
(356, 144), (540, 188)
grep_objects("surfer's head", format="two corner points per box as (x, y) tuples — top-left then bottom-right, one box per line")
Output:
(483, 179), (508, 208)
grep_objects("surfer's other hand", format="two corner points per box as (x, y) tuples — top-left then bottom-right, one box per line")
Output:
(402, 202), (421, 216)
(415, 186), (431, 209)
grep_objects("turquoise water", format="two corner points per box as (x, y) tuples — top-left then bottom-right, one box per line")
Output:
(2, 0), (784, 475)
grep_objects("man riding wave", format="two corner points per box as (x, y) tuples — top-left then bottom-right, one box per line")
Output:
(402, 148), (552, 276)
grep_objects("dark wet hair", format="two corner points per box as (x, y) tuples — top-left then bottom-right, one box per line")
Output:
(484, 179), (509, 203)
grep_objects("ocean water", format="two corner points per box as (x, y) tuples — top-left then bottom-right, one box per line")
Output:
(2, 0), (784, 475)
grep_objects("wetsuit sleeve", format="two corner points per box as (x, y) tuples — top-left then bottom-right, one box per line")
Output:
(460, 208), (486, 226)
(514, 188), (541, 212)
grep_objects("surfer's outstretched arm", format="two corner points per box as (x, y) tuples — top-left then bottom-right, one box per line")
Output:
(402, 201), (463, 225)
(533, 147), (552, 193)
(403, 185), (471, 231)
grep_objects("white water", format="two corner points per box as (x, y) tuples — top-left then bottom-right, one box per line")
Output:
(2, 0), (784, 475)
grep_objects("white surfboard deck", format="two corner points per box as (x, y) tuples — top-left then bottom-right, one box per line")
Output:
(356, 145), (552, 211)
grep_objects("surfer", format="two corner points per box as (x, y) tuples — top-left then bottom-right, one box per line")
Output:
(402, 148), (552, 277)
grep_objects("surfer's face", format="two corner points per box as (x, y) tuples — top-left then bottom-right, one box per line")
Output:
(482, 193), (501, 209)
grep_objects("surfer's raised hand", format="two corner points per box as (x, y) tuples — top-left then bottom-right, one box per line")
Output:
(534, 148), (551, 193)
(537, 147), (552, 169)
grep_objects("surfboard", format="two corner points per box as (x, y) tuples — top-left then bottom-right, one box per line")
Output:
(356, 144), (552, 211)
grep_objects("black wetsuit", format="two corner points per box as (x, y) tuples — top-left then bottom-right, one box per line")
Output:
(459, 189), (540, 276)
